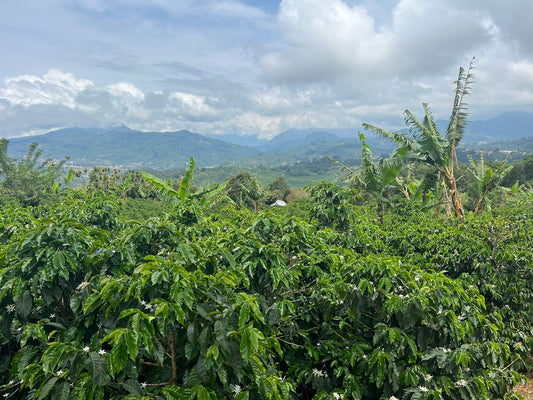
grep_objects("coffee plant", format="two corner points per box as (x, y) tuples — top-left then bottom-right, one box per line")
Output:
(0, 181), (531, 399)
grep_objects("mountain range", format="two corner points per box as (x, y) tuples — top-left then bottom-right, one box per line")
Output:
(3, 111), (533, 170)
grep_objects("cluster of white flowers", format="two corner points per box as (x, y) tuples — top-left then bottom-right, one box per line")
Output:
(436, 347), (451, 353)
(333, 392), (344, 399)
(140, 300), (155, 312)
(83, 346), (90, 353)
(418, 386), (429, 392)
(5, 304), (15, 313)
(312, 368), (328, 378)
(389, 396), (400, 400)
(455, 379), (468, 388)
(230, 384), (242, 394)
(424, 374), (433, 382)
(56, 370), (64, 377)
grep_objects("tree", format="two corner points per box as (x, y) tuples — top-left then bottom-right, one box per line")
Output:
(363, 59), (475, 219)
(350, 133), (403, 223)
(464, 154), (512, 215)
(0, 139), (67, 206)
(267, 176), (291, 201)
(225, 173), (263, 212)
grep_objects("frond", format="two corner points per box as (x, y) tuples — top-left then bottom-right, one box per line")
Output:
(377, 156), (403, 186)
(447, 58), (475, 149)
(404, 109), (447, 168)
(178, 157), (196, 201)
(421, 103), (439, 136)
(362, 123), (417, 152)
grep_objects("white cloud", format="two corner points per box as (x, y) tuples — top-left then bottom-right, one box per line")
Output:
(106, 82), (144, 99)
(166, 92), (218, 118)
(261, 0), (494, 83)
(0, 69), (93, 108)
(1, 1), (533, 139)
(261, 0), (390, 82)
(510, 60), (533, 83)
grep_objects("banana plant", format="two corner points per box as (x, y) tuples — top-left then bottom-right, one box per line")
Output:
(351, 133), (404, 223)
(464, 153), (512, 215)
(363, 59), (476, 219)
(141, 158), (229, 223)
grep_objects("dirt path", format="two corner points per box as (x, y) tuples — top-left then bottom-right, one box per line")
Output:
(514, 373), (533, 399)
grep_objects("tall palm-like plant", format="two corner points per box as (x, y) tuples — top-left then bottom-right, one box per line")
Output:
(351, 133), (403, 223)
(465, 153), (512, 215)
(362, 59), (475, 219)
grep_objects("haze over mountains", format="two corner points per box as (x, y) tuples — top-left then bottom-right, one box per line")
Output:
(4, 112), (533, 170)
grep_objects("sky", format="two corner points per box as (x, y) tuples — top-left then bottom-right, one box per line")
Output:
(0, 0), (532, 139)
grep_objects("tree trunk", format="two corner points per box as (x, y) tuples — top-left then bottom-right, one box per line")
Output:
(447, 175), (465, 219)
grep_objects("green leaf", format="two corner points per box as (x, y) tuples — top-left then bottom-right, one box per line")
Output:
(235, 393), (249, 400)
(206, 344), (219, 361)
(43, 343), (68, 374)
(21, 323), (47, 346)
(163, 385), (185, 399)
(38, 376), (59, 400)
(239, 304), (250, 330)
(52, 249), (66, 269)
(53, 381), (70, 400)
(240, 329), (253, 361)
(195, 385), (211, 400)
(16, 290), (33, 318)
(124, 330), (139, 361)
(65, 168), (74, 184)
(178, 158), (196, 201)
(141, 172), (178, 196)
(89, 352), (108, 385)
(123, 379), (143, 395)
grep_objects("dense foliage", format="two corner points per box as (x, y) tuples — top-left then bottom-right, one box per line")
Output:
(0, 179), (531, 399)
(1, 60), (532, 398)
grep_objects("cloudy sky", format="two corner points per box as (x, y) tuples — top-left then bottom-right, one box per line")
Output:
(1, 0), (532, 139)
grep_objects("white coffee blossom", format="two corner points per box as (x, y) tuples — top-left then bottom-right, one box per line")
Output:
(389, 396), (400, 400)
(5, 304), (15, 313)
(425, 374), (433, 382)
(230, 384), (242, 394)
(333, 393), (344, 399)
(418, 386), (429, 392)
(141, 382), (147, 389)
(98, 349), (106, 356)
(56, 370), (64, 377)
(312, 368), (328, 378)
(455, 379), (468, 388)
(83, 346), (90, 353)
